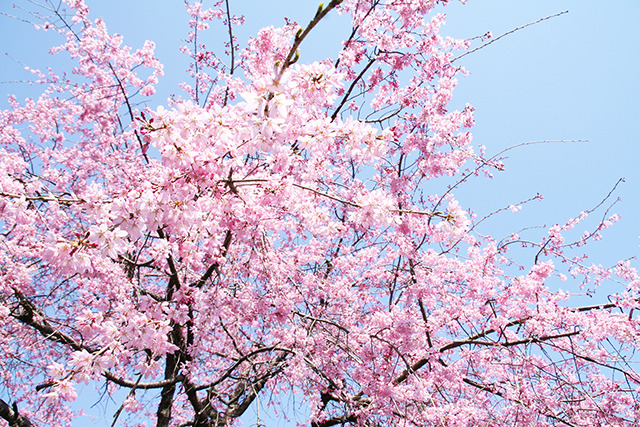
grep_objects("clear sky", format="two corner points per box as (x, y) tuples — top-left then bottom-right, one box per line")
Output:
(1, 1), (639, 425)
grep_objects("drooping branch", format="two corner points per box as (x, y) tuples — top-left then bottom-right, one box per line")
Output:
(221, 0), (236, 107)
(224, 0), (235, 76)
(197, 346), (293, 392)
(393, 303), (615, 386)
(310, 300), (639, 426)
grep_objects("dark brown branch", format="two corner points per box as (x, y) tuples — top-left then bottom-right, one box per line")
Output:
(0, 399), (34, 427)
(12, 289), (181, 390)
(442, 330), (580, 350)
(221, 0), (236, 108)
(292, 311), (349, 333)
(107, 63), (149, 164)
(183, 376), (210, 426)
(311, 414), (357, 427)
(393, 300), (626, 386)
(456, 369), (578, 427)
(11, 289), (88, 352)
(157, 316), (188, 427)
(331, 56), (377, 122)
(157, 228), (182, 295)
(197, 346), (292, 391)
(104, 371), (182, 390)
(190, 230), (232, 288)
(224, 0), (235, 75)
(225, 352), (287, 419)
(156, 353), (179, 427)
(11, 289), (184, 426)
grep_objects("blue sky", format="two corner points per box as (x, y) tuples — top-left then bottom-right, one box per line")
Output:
(1, 0), (639, 425)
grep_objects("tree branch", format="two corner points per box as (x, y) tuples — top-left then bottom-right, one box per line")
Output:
(277, 0), (344, 77)
(331, 55), (377, 121)
(0, 399), (34, 427)
(452, 11), (569, 63)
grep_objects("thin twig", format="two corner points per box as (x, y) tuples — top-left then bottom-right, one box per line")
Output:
(452, 11), (569, 63)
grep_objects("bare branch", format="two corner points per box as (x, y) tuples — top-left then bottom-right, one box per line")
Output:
(277, 0), (344, 76)
(452, 11), (569, 63)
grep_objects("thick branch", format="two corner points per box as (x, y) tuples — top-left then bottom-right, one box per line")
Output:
(0, 400), (34, 427)
(311, 414), (357, 427)
(104, 371), (182, 390)
(183, 376), (210, 426)
(11, 290), (88, 352)
(12, 290), (181, 391)
(225, 352), (287, 419)
(157, 352), (180, 427)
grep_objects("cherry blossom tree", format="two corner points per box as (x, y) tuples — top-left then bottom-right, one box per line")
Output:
(0, 0), (639, 426)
